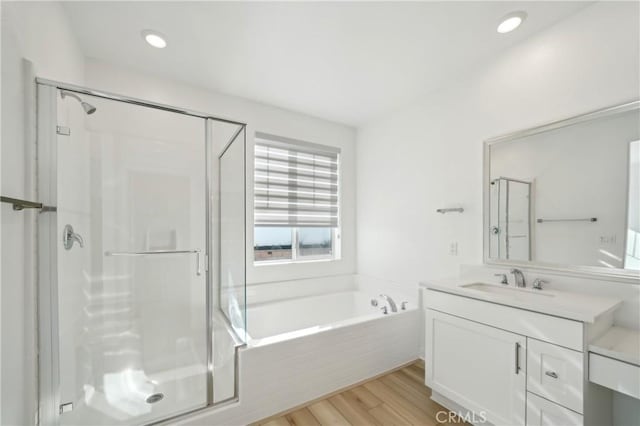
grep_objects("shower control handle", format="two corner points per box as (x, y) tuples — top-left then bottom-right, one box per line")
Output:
(63, 224), (84, 250)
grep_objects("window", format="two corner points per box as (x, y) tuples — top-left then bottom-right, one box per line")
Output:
(253, 133), (340, 263)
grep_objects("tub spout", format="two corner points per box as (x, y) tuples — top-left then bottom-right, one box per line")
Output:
(379, 294), (398, 313)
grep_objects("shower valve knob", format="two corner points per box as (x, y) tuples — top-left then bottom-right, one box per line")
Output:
(63, 224), (84, 250)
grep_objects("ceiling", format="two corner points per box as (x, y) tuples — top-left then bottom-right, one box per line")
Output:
(61, 1), (590, 126)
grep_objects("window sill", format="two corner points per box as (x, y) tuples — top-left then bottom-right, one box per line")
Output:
(253, 257), (340, 267)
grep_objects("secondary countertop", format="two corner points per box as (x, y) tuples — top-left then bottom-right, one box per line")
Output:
(421, 277), (623, 323)
(589, 326), (640, 366)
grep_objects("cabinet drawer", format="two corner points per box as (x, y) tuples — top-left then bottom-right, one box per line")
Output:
(526, 392), (583, 426)
(424, 289), (583, 350)
(527, 338), (583, 413)
(589, 353), (640, 399)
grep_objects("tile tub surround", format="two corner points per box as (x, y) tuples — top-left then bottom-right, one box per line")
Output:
(179, 296), (421, 425)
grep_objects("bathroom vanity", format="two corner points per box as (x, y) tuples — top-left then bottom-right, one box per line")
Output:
(589, 326), (640, 401)
(422, 279), (628, 426)
(439, 100), (640, 425)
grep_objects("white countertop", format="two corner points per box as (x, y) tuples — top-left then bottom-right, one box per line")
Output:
(421, 278), (622, 323)
(589, 326), (640, 366)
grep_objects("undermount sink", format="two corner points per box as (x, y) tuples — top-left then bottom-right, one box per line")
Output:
(461, 283), (555, 300)
(423, 277), (623, 323)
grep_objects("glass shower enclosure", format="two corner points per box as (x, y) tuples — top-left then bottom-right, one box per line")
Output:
(36, 80), (246, 425)
(489, 177), (532, 261)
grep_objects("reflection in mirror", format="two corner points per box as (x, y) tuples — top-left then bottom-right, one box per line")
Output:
(489, 177), (531, 261)
(626, 140), (640, 270)
(487, 104), (640, 273)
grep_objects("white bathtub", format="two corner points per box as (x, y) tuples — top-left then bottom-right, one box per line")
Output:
(246, 290), (410, 346)
(182, 275), (421, 425)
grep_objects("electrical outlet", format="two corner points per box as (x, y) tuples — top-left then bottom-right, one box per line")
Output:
(449, 242), (458, 256)
(600, 235), (617, 244)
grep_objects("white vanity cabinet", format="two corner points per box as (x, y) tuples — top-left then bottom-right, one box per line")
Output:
(526, 393), (584, 426)
(526, 339), (583, 413)
(426, 310), (526, 425)
(588, 326), (640, 400)
(423, 288), (617, 426)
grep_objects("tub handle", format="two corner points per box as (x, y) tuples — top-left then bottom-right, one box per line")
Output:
(401, 301), (408, 310)
(381, 306), (388, 315)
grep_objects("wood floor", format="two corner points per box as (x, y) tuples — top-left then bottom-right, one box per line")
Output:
(255, 362), (469, 426)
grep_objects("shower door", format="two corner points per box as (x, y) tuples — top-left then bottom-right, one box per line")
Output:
(41, 86), (208, 425)
(490, 177), (531, 261)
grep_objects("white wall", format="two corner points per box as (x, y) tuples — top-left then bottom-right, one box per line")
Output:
(83, 60), (357, 292)
(1, 2), (85, 425)
(356, 1), (640, 284)
(356, 2), (640, 424)
(3, 5), (356, 421)
(2, 1), (84, 83)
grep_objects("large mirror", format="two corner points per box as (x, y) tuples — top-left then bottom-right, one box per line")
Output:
(484, 102), (640, 278)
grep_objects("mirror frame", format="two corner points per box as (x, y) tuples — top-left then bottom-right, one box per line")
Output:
(483, 100), (640, 282)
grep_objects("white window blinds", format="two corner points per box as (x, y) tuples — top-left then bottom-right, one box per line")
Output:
(254, 133), (340, 228)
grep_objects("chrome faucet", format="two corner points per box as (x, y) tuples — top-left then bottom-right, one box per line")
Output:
(494, 273), (508, 285)
(532, 278), (547, 290)
(379, 294), (398, 313)
(510, 268), (526, 288)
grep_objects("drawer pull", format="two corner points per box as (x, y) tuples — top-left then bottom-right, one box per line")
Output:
(545, 371), (558, 379)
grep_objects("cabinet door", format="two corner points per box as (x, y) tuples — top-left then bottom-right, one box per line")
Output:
(426, 310), (526, 426)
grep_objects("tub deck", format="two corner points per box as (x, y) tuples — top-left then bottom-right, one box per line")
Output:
(255, 361), (470, 426)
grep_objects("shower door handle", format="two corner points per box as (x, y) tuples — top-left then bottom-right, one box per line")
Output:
(195, 250), (202, 276)
(105, 249), (203, 276)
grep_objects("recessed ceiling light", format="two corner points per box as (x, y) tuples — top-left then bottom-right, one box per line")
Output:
(497, 11), (527, 34)
(141, 30), (167, 49)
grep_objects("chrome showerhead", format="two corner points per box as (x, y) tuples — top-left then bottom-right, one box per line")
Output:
(82, 102), (97, 115)
(60, 90), (97, 115)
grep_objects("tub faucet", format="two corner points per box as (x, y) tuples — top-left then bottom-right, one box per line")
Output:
(380, 294), (397, 313)
(510, 268), (526, 288)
